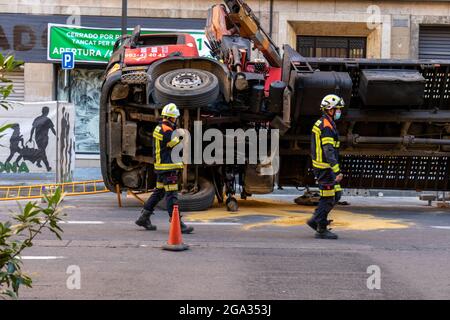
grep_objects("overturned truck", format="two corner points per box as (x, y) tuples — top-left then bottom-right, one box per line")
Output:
(100, 0), (450, 211)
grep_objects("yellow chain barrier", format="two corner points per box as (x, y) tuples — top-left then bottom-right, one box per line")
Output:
(0, 180), (109, 201)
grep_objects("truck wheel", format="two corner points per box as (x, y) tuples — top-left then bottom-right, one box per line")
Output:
(158, 177), (216, 212)
(226, 197), (239, 212)
(154, 68), (219, 107)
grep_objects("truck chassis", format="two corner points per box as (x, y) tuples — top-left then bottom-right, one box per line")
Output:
(100, 1), (450, 211)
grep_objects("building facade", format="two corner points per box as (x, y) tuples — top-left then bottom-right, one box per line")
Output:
(2, 0), (450, 165)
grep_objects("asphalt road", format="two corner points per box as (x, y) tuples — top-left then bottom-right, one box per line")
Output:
(2, 192), (450, 300)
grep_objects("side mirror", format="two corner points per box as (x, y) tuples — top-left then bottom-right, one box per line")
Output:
(130, 25), (141, 48)
(113, 37), (123, 52)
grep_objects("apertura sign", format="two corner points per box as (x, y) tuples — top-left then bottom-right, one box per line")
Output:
(47, 24), (209, 64)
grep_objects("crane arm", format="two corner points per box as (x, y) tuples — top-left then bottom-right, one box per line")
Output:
(224, 0), (281, 67)
(206, 0), (282, 68)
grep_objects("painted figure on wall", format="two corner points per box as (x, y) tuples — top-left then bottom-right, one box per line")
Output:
(28, 106), (56, 172)
(5, 123), (24, 164)
(59, 106), (74, 182)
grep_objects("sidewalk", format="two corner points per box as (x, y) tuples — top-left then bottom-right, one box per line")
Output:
(0, 167), (431, 198)
(0, 167), (102, 186)
(272, 185), (422, 198)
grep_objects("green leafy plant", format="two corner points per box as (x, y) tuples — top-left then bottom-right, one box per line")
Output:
(0, 188), (65, 299)
(0, 53), (23, 140)
(0, 53), (23, 110)
(0, 53), (64, 299)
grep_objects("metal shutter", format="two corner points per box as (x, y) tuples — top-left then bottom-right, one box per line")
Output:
(0, 71), (25, 101)
(419, 26), (450, 59)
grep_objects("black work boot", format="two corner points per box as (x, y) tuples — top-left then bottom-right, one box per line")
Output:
(306, 218), (318, 231)
(180, 220), (194, 234)
(169, 214), (194, 234)
(135, 209), (157, 231)
(315, 224), (338, 240)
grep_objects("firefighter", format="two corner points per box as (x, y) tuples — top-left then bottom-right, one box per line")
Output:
(307, 94), (344, 240)
(135, 103), (194, 234)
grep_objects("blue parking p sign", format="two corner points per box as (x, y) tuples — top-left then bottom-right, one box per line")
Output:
(62, 52), (75, 69)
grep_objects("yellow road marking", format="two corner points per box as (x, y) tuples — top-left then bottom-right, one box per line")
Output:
(186, 199), (412, 231)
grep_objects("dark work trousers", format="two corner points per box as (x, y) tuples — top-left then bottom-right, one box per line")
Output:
(311, 169), (342, 227)
(36, 138), (51, 170)
(143, 171), (179, 216)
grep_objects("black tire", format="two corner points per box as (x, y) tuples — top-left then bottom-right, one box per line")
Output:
(158, 177), (216, 212)
(154, 68), (219, 107)
(100, 72), (122, 192)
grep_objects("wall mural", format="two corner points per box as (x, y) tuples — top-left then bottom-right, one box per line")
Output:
(58, 68), (103, 154)
(58, 102), (75, 182)
(0, 102), (57, 174)
(0, 102), (75, 180)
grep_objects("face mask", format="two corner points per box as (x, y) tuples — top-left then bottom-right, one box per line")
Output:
(334, 109), (342, 121)
(166, 118), (177, 126)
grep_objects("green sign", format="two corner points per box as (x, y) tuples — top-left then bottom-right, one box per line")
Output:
(47, 24), (208, 64)
(0, 161), (29, 173)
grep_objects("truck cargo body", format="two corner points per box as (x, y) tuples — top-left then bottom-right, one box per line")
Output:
(280, 52), (450, 191)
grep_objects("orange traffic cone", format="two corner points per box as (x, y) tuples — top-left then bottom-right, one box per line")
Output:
(162, 205), (189, 251)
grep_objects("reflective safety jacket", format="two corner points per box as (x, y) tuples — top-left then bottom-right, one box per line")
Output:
(153, 120), (184, 172)
(311, 114), (341, 175)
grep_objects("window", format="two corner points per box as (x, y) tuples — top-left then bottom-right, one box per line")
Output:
(0, 71), (24, 101)
(56, 67), (104, 154)
(297, 36), (367, 58)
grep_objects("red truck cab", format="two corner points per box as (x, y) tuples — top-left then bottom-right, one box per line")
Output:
(123, 33), (199, 66)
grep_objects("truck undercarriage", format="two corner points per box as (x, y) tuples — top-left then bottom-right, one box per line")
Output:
(99, 1), (450, 211)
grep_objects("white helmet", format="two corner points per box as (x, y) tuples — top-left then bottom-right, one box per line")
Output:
(320, 94), (345, 110)
(161, 103), (180, 118)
